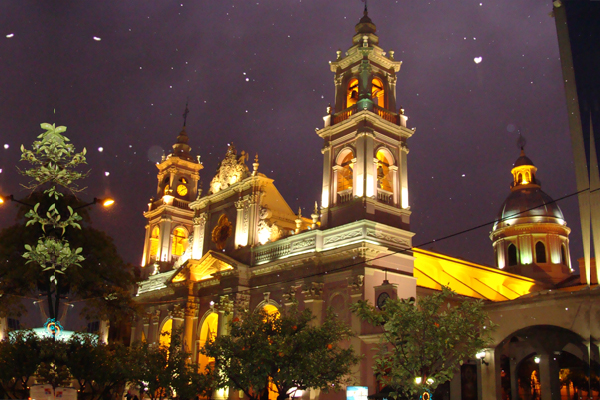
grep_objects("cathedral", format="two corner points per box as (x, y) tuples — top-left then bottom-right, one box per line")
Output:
(131, 9), (597, 400)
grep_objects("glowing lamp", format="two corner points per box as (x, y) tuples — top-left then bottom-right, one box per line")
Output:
(415, 377), (422, 385)
(0, 196), (4, 205)
(534, 355), (540, 364)
(475, 350), (486, 360)
(100, 198), (115, 207)
(426, 378), (434, 385)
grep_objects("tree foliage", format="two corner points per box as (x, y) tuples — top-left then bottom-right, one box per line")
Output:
(0, 122), (137, 322)
(351, 287), (495, 399)
(0, 331), (42, 399)
(203, 305), (360, 400)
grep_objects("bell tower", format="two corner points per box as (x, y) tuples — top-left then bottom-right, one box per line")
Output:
(141, 106), (203, 268)
(318, 7), (414, 230)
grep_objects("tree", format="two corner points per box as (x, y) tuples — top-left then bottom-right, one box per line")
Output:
(0, 122), (137, 324)
(0, 330), (42, 399)
(202, 304), (360, 400)
(351, 287), (495, 399)
(129, 328), (213, 400)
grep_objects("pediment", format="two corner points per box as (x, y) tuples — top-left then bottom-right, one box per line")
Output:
(170, 250), (246, 283)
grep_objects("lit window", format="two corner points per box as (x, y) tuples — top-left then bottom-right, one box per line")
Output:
(160, 319), (172, 348)
(149, 226), (160, 260)
(337, 151), (354, 192)
(372, 78), (385, 107)
(376, 149), (393, 192)
(198, 313), (219, 370)
(172, 227), (188, 256)
(347, 78), (359, 108)
(535, 242), (546, 263)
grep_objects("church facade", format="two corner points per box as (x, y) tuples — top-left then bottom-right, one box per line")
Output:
(131, 10), (598, 400)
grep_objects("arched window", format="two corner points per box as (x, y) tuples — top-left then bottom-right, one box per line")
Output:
(517, 173), (523, 184)
(337, 150), (354, 192)
(149, 226), (160, 261)
(561, 244), (567, 265)
(198, 313), (219, 370)
(535, 241), (546, 263)
(376, 149), (394, 192)
(172, 227), (188, 256)
(372, 78), (385, 107)
(263, 304), (280, 318)
(347, 78), (359, 108)
(507, 243), (518, 266)
(164, 184), (171, 195)
(159, 319), (172, 348)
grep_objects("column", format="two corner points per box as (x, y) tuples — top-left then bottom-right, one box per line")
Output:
(355, 132), (366, 197)
(400, 143), (409, 209)
(387, 73), (397, 111)
(480, 347), (502, 400)
(389, 165), (399, 206)
(141, 224), (151, 266)
(509, 358), (519, 400)
(183, 283), (198, 354)
(247, 190), (262, 246)
(364, 133), (375, 198)
(332, 166), (341, 205)
(234, 200), (249, 248)
(322, 145), (332, 208)
(539, 352), (561, 400)
(192, 213), (207, 259)
(302, 283), (324, 326)
(159, 218), (172, 262)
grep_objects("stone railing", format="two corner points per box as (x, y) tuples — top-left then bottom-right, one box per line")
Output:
(337, 188), (354, 204)
(373, 105), (399, 125)
(148, 197), (191, 212)
(332, 105), (357, 125)
(377, 189), (393, 204)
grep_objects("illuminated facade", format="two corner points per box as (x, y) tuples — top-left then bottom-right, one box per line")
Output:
(132, 9), (599, 400)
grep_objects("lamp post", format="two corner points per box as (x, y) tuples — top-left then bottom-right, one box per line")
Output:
(0, 194), (115, 210)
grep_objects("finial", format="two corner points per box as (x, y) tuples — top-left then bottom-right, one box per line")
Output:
(362, 0), (368, 15)
(314, 201), (318, 214)
(517, 130), (527, 153)
(327, 103), (332, 115)
(298, 207), (302, 218)
(182, 97), (190, 127)
(252, 153), (259, 175)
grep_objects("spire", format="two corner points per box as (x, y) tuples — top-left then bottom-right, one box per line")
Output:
(510, 137), (539, 189)
(356, 0), (376, 34)
(170, 100), (194, 162)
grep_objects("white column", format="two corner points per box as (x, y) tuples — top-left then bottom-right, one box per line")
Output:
(539, 352), (561, 400)
(321, 145), (332, 208)
(159, 219), (172, 262)
(389, 165), (399, 206)
(364, 134), (375, 198)
(332, 166), (341, 205)
(141, 224), (151, 266)
(192, 213), (207, 259)
(234, 200), (249, 248)
(400, 143), (409, 209)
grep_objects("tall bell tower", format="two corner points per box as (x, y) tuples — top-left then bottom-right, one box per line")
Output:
(318, 7), (414, 230)
(141, 108), (203, 268)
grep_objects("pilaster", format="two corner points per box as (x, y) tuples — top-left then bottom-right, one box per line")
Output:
(192, 213), (207, 259)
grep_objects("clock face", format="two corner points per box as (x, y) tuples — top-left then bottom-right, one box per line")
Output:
(377, 292), (390, 309)
(176, 184), (188, 196)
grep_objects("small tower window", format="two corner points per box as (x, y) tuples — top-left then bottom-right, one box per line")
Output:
(372, 78), (385, 107)
(535, 241), (546, 263)
(507, 243), (518, 266)
(337, 151), (354, 192)
(347, 78), (359, 108)
(172, 227), (188, 256)
(561, 244), (567, 265)
(149, 226), (160, 261)
(376, 149), (394, 193)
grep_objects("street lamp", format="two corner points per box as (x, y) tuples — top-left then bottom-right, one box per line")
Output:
(475, 350), (489, 365)
(0, 194), (115, 210)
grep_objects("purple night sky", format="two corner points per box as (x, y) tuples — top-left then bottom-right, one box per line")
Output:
(0, 0), (581, 269)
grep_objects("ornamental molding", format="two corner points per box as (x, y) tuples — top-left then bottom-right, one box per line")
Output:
(347, 275), (364, 294)
(366, 229), (410, 247)
(291, 237), (316, 251)
(193, 213), (208, 227)
(302, 282), (324, 300)
(209, 145), (251, 195)
(170, 303), (185, 320)
(324, 230), (362, 245)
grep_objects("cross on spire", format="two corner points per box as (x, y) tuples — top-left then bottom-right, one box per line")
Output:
(362, 0), (368, 14)
(182, 97), (190, 127)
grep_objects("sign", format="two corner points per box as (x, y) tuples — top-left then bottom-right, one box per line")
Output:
(347, 386), (369, 400)
(30, 385), (77, 400)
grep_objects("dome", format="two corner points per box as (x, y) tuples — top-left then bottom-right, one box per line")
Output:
(514, 153), (535, 167)
(495, 187), (564, 225)
(355, 11), (376, 34)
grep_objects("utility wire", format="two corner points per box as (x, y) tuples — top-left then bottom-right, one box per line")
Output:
(137, 186), (594, 305)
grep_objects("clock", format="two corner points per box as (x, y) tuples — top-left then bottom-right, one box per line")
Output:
(176, 184), (188, 196)
(377, 292), (390, 309)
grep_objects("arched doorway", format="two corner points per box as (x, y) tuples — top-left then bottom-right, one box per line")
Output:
(197, 313), (219, 371)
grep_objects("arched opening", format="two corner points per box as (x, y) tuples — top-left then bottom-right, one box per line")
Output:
(371, 78), (385, 107)
(516, 173), (523, 184)
(172, 227), (188, 256)
(197, 313), (218, 371)
(535, 241), (546, 263)
(507, 243), (518, 266)
(263, 304), (280, 318)
(164, 184), (171, 195)
(347, 78), (359, 108)
(149, 226), (160, 262)
(337, 150), (354, 192)
(261, 304), (280, 400)
(375, 149), (394, 193)
(561, 244), (567, 265)
(159, 318), (172, 348)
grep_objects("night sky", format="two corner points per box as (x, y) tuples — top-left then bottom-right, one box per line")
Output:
(0, 0), (581, 269)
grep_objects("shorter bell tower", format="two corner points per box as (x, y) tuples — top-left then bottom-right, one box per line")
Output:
(141, 107), (203, 268)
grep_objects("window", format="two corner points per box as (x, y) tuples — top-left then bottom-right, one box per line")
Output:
(87, 321), (100, 333)
(376, 149), (393, 192)
(535, 241), (546, 263)
(347, 78), (359, 108)
(149, 226), (160, 260)
(337, 151), (354, 192)
(507, 243), (518, 266)
(198, 313), (219, 370)
(172, 227), (188, 256)
(372, 78), (385, 107)
(160, 319), (172, 348)
(561, 244), (567, 265)
(7, 318), (20, 331)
